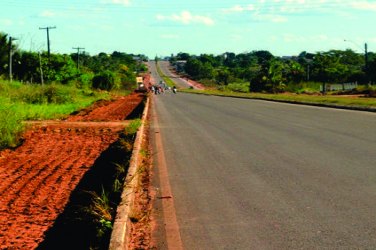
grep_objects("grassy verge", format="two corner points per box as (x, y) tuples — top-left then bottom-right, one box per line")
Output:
(155, 62), (176, 87)
(0, 81), (111, 149)
(180, 88), (376, 109)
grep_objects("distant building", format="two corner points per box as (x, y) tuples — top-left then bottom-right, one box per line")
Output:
(281, 56), (299, 61)
(175, 60), (187, 72)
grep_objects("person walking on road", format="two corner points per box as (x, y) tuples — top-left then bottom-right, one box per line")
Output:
(172, 86), (177, 94)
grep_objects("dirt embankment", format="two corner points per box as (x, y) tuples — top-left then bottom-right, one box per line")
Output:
(0, 92), (145, 249)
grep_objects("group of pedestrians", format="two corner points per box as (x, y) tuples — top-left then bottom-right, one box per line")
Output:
(150, 81), (177, 95)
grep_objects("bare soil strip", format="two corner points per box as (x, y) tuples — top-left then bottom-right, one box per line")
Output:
(0, 92), (145, 249)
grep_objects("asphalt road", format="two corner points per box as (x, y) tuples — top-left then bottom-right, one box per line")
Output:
(149, 63), (376, 249)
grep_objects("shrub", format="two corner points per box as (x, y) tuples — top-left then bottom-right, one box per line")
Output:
(226, 82), (250, 93)
(9, 84), (75, 104)
(92, 71), (115, 91)
(77, 73), (94, 89)
(0, 105), (24, 149)
(285, 81), (322, 94)
(43, 84), (75, 104)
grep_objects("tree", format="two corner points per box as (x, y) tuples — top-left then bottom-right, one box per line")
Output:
(199, 54), (218, 67)
(235, 53), (257, 68)
(43, 53), (78, 83)
(92, 70), (115, 90)
(266, 59), (288, 92)
(253, 50), (274, 66)
(215, 67), (231, 85)
(285, 60), (305, 83)
(368, 53), (376, 83)
(0, 32), (17, 77)
(223, 52), (236, 67)
(13, 51), (41, 83)
(310, 50), (359, 83)
(185, 58), (203, 79)
(176, 52), (190, 61)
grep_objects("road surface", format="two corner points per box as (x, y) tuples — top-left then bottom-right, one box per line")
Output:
(149, 62), (376, 249)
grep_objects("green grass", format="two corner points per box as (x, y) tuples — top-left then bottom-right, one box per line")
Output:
(156, 62), (176, 87)
(181, 88), (376, 109)
(0, 81), (111, 149)
(124, 119), (142, 135)
(0, 104), (24, 148)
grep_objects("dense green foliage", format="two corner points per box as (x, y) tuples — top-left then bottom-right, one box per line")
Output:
(170, 49), (376, 93)
(92, 71), (116, 91)
(0, 30), (149, 149)
(0, 32), (148, 91)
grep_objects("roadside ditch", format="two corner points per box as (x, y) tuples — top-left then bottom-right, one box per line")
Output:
(36, 97), (153, 250)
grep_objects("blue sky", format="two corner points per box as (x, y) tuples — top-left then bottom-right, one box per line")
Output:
(1, 0), (375, 58)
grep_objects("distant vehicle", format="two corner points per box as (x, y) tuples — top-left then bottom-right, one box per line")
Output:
(135, 76), (147, 93)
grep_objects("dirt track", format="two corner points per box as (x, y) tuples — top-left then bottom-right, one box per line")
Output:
(0, 92), (145, 249)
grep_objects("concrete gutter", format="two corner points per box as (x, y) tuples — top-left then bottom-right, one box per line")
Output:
(109, 95), (150, 250)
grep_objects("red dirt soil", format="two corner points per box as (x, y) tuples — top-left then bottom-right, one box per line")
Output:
(0, 92), (145, 249)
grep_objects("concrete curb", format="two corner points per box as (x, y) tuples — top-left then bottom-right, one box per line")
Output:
(109, 95), (150, 250)
(183, 91), (376, 113)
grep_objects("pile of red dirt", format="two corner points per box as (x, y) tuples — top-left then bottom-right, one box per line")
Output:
(0, 92), (145, 249)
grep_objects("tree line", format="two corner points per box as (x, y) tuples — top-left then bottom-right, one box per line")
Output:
(170, 49), (376, 93)
(0, 32), (148, 90)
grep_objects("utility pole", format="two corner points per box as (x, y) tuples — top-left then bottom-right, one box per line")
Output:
(39, 26), (56, 63)
(8, 36), (18, 82)
(72, 47), (85, 70)
(364, 43), (368, 82)
(39, 52), (44, 86)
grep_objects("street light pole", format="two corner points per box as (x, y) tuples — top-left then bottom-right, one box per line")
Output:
(344, 39), (369, 82)
(364, 43), (368, 77)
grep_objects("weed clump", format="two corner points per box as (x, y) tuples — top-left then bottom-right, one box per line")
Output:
(0, 105), (24, 149)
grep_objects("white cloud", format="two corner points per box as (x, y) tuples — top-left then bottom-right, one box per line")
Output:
(1, 19), (13, 26)
(160, 34), (180, 39)
(280, 33), (328, 43)
(156, 11), (214, 26)
(315, 34), (329, 41)
(253, 13), (288, 23)
(350, 1), (376, 12)
(283, 33), (306, 42)
(102, 0), (131, 6)
(222, 4), (256, 13)
(230, 34), (243, 41)
(222, 3), (288, 22)
(40, 10), (56, 17)
(112, 0), (130, 6)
